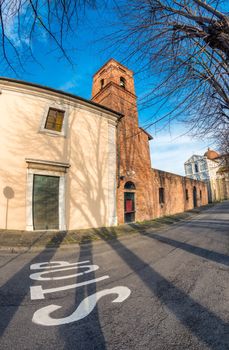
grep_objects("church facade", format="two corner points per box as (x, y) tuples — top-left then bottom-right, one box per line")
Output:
(0, 58), (208, 231)
(185, 149), (229, 202)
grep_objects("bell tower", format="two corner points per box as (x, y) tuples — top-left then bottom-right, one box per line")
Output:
(92, 58), (154, 224)
(92, 58), (138, 127)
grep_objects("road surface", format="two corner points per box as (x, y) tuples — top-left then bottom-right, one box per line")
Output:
(0, 201), (228, 349)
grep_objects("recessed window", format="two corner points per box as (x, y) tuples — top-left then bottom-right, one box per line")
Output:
(194, 163), (199, 173)
(45, 108), (65, 132)
(200, 190), (202, 200)
(100, 79), (105, 89)
(185, 189), (189, 200)
(159, 187), (165, 204)
(120, 77), (126, 88)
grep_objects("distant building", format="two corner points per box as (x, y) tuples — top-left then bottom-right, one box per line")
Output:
(184, 149), (229, 202)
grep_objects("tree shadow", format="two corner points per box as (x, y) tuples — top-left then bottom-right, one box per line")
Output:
(94, 227), (228, 350)
(184, 221), (229, 235)
(0, 231), (67, 336)
(138, 231), (229, 267)
(59, 241), (106, 350)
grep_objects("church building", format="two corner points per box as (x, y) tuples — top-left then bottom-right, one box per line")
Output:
(0, 58), (208, 231)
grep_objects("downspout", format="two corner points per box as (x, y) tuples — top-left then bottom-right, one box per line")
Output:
(117, 115), (123, 188)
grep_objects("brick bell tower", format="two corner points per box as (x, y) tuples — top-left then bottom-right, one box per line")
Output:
(92, 58), (154, 224)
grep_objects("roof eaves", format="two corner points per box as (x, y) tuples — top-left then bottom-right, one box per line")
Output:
(139, 127), (153, 140)
(0, 77), (123, 119)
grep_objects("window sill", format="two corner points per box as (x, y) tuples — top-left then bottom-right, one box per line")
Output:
(39, 129), (66, 137)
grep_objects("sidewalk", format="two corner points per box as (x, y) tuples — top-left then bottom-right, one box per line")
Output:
(0, 203), (216, 252)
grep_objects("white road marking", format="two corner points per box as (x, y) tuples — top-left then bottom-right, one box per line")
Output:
(30, 275), (110, 300)
(29, 265), (99, 281)
(30, 260), (90, 270)
(32, 286), (131, 326)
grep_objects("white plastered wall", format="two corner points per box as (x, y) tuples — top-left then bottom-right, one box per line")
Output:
(0, 81), (118, 230)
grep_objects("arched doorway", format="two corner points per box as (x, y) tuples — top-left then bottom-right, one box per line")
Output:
(193, 186), (197, 208)
(124, 181), (136, 223)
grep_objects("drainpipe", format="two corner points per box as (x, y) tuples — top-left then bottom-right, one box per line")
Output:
(117, 114), (124, 188)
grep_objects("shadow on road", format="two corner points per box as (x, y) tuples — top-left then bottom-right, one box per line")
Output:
(138, 232), (229, 267)
(0, 231), (67, 336)
(95, 227), (228, 350)
(59, 240), (106, 350)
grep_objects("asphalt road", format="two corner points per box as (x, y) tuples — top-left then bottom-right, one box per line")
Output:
(0, 201), (228, 350)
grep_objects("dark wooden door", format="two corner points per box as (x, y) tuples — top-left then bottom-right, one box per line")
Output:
(33, 175), (59, 230)
(124, 192), (135, 223)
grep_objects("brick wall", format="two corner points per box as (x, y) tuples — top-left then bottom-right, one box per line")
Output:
(152, 169), (208, 218)
(92, 59), (208, 225)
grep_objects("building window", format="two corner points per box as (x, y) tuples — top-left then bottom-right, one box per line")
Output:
(200, 190), (202, 200)
(45, 108), (65, 132)
(185, 164), (191, 175)
(194, 163), (199, 173)
(120, 77), (126, 88)
(124, 181), (136, 190)
(100, 79), (104, 89)
(185, 189), (189, 200)
(159, 187), (165, 204)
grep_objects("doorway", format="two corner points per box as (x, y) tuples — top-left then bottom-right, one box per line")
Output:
(33, 175), (59, 230)
(124, 192), (135, 223)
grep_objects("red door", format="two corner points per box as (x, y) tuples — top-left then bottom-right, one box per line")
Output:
(124, 192), (135, 223)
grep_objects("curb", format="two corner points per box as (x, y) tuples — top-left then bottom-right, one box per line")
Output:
(0, 203), (217, 253)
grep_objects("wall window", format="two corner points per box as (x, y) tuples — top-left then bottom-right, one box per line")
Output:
(185, 189), (189, 200)
(194, 163), (199, 173)
(45, 108), (65, 132)
(120, 77), (126, 88)
(124, 181), (136, 190)
(185, 164), (192, 175)
(200, 190), (202, 200)
(100, 79), (104, 89)
(159, 187), (165, 204)
(40, 103), (69, 137)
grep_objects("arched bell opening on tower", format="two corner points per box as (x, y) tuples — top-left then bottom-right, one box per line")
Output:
(119, 77), (126, 89)
(100, 79), (105, 90)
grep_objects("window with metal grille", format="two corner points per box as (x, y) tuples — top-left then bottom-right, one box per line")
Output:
(45, 108), (65, 132)
(159, 187), (165, 204)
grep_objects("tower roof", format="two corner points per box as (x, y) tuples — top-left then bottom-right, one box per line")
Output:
(93, 58), (133, 77)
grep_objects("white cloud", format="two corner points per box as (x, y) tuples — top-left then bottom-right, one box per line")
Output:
(2, 2), (30, 47)
(59, 80), (76, 91)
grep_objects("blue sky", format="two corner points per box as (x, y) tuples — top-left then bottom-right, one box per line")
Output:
(2, 1), (216, 175)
